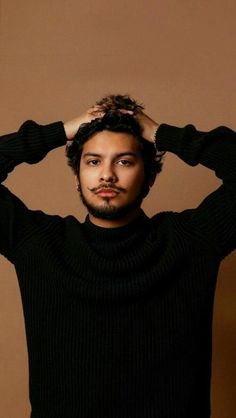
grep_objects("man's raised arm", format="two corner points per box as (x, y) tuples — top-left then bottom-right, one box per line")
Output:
(0, 121), (66, 183)
(0, 107), (104, 260)
(0, 107), (104, 183)
(137, 110), (236, 260)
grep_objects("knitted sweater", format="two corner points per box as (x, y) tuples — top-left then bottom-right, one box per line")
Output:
(0, 121), (236, 418)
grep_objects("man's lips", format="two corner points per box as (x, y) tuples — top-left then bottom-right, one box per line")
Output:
(95, 188), (120, 197)
(89, 184), (126, 198)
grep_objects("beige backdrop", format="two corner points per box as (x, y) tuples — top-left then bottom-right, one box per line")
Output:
(0, 1), (236, 417)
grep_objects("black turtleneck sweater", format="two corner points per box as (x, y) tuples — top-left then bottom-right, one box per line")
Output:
(0, 121), (236, 418)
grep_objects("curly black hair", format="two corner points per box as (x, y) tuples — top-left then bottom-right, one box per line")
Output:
(66, 95), (164, 184)
(95, 94), (144, 112)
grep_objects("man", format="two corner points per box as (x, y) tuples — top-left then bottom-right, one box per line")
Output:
(0, 94), (235, 418)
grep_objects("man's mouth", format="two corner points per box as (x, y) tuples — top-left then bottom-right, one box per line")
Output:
(95, 188), (120, 198)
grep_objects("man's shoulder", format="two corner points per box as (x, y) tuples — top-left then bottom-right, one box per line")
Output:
(150, 208), (194, 226)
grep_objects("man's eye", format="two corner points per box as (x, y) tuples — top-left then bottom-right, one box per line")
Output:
(117, 159), (133, 166)
(87, 160), (100, 166)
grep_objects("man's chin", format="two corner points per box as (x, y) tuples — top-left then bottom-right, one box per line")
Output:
(86, 204), (134, 220)
(79, 194), (143, 221)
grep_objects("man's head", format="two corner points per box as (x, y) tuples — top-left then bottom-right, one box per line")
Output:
(66, 94), (164, 225)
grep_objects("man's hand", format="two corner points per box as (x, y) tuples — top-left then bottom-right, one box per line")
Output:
(64, 106), (105, 141)
(133, 111), (166, 158)
(64, 106), (164, 158)
(134, 111), (159, 143)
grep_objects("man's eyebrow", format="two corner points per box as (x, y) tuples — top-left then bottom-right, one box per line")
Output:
(82, 152), (139, 158)
(82, 153), (101, 158)
(116, 152), (139, 158)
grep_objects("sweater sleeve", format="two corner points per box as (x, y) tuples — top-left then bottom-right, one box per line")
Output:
(0, 120), (67, 260)
(156, 123), (236, 260)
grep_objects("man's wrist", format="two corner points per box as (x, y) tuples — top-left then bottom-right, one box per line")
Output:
(63, 121), (75, 141)
(153, 124), (160, 150)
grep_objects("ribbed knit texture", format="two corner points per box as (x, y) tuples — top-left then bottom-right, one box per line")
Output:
(0, 120), (236, 418)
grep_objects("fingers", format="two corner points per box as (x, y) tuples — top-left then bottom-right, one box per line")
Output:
(118, 109), (134, 115)
(88, 106), (104, 118)
(89, 105), (137, 117)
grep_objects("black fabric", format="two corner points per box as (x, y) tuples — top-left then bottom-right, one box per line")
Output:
(0, 120), (236, 418)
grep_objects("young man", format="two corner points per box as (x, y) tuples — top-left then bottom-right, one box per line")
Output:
(0, 94), (235, 418)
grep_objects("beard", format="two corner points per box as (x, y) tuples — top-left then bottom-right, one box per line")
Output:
(78, 184), (147, 221)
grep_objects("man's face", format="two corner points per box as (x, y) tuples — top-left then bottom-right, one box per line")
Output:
(77, 130), (146, 226)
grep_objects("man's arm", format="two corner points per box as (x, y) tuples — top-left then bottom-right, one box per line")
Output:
(0, 121), (66, 183)
(0, 120), (67, 260)
(137, 111), (236, 260)
(0, 108), (103, 260)
(0, 106), (104, 182)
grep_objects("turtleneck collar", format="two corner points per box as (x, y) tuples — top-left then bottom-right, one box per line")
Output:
(82, 209), (150, 244)
(63, 208), (166, 301)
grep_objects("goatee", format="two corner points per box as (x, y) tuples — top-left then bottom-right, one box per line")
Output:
(78, 186), (145, 221)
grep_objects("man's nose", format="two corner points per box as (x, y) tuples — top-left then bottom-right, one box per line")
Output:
(99, 163), (117, 182)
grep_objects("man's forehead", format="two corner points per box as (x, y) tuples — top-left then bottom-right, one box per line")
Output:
(82, 130), (141, 155)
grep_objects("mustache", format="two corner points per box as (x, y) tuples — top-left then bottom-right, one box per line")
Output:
(89, 183), (126, 193)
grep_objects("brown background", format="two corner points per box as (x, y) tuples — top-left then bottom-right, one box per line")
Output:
(0, 0), (236, 416)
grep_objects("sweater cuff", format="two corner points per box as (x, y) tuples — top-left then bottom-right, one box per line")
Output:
(38, 121), (67, 152)
(155, 124), (185, 152)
